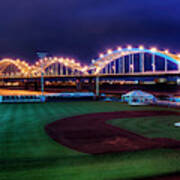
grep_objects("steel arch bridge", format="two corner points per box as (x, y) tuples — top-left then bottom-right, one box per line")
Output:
(89, 47), (180, 76)
(0, 57), (88, 78)
(0, 59), (31, 77)
(32, 57), (88, 76)
(0, 46), (179, 78)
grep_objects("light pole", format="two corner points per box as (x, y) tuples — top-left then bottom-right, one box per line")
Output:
(37, 52), (48, 97)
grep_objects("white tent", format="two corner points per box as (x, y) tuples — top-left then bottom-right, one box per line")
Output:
(174, 122), (180, 127)
(121, 90), (156, 105)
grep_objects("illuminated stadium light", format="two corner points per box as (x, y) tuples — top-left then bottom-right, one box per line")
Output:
(150, 47), (157, 52)
(127, 45), (132, 50)
(139, 45), (144, 50)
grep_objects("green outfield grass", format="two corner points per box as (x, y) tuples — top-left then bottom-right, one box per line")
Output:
(108, 115), (180, 140)
(0, 102), (179, 180)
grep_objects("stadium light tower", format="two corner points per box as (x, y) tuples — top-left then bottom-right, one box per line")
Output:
(37, 52), (48, 97)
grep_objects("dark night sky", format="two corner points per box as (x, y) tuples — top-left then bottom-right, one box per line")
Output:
(0, 0), (180, 64)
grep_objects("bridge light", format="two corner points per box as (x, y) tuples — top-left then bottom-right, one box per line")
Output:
(40, 59), (44, 63)
(165, 49), (169, 54)
(130, 64), (134, 69)
(71, 59), (75, 63)
(150, 47), (157, 52)
(54, 57), (58, 61)
(117, 46), (122, 51)
(99, 53), (104, 58)
(139, 45), (144, 50)
(127, 45), (132, 50)
(178, 54), (180, 58)
(92, 59), (96, 64)
(107, 49), (113, 54)
(82, 66), (88, 72)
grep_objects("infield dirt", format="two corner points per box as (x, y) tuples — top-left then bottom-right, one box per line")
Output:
(45, 110), (180, 154)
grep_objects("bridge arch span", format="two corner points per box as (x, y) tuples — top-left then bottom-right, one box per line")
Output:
(33, 57), (87, 76)
(0, 59), (31, 76)
(90, 48), (180, 75)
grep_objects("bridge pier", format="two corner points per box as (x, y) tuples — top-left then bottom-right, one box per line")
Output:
(76, 78), (82, 91)
(96, 76), (100, 96)
(24, 79), (39, 91)
(88, 77), (95, 91)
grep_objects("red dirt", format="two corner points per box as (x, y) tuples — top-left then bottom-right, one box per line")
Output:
(45, 110), (180, 154)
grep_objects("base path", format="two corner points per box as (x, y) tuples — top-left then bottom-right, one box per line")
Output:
(45, 110), (180, 154)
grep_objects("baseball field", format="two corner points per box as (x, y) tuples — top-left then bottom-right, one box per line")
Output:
(0, 101), (180, 180)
